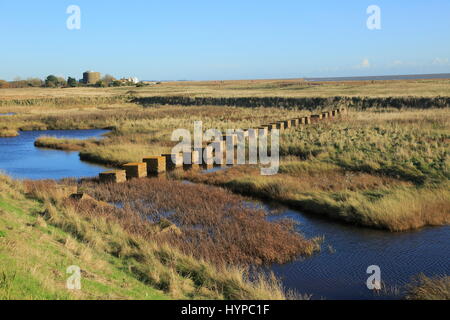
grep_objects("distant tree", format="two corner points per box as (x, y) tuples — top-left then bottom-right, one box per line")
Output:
(110, 80), (123, 87)
(95, 80), (106, 88)
(0, 80), (9, 88)
(45, 75), (66, 87)
(45, 75), (59, 87)
(67, 77), (78, 87)
(26, 78), (44, 87)
(102, 74), (116, 87)
(56, 77), (67, 87)
(7, 78), (43, 88)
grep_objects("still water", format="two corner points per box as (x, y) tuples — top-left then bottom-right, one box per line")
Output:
(263, 203), (449, 300)
(0, 129), (109, 180)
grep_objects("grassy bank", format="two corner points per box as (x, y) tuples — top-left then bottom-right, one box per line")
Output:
(0, 175), (165, 300)
(179, 166), (449, 231)
(405, 274), (450, 300)
(1, 175), (297, 300)
(0, 129), (19, 137)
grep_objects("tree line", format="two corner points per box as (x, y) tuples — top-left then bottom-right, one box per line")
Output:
(0, 74), (140, 89)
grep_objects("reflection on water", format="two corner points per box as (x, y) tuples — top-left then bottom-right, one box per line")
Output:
(0, 129), (109, 180)
(262, 202), (450, 300)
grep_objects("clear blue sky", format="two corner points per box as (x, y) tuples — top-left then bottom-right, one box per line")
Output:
(1, 0), (449, 81)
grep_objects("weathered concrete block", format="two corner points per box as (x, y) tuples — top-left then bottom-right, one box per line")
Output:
(99, 170), (127, 183)
(123, 162), (147, 179)
(222, 134), (237, 146)
(257, 127), (268, 136)
(310, 114), (322, 122)
(200, 145), (215, 169)
(143, 156), (166, 175)
(212, 141), (226, 166)
(283, 120), (291, 129)
(322, 112), (329, 119)
(305, 116), (311, 124)
(183, 150), (200, 170)
(162, 153), (183, 170)
(267, 123), (278, 130)
(290, 119), (299, 127)
(274, 122), (284, 130)
(201, 146), (214, 166)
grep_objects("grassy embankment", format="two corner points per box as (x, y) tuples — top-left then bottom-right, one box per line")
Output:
(1, 175), (300, 300)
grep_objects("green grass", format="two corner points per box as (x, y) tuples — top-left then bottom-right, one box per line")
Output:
(0, 180), (168, 300)
(0, 176), (291, 300)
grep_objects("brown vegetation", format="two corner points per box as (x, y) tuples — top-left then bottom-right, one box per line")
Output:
(76, 178), (320, 266)
(405, 274), (450, 300)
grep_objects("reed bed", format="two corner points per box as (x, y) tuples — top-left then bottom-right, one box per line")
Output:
(22, 178), (310, 299)
(78, 178), (320, 266)
(405, 274), (450, 300)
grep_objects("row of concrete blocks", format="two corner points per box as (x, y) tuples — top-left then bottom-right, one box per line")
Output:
(260, 107), (346, 132)
(98, 108), (346, 183)
(99, 153), (209, 183)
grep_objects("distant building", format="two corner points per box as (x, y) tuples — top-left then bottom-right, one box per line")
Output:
(83, 71), (101, 84)
(127, 77), (139, 84)
(118, 77), (140, 85)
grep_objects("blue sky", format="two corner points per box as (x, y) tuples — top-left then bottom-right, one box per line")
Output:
(1, 0), (449, 80)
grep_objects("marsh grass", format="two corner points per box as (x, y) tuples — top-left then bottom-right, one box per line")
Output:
(35, 136), (92, 151)
(179, 165), (450, 231)
(1, 89), (449, 232)
(21, 178), (301, 300)
(0, 129), (19, 137)
(78, 178), (319, 266)
(405, 274), (450, 300)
